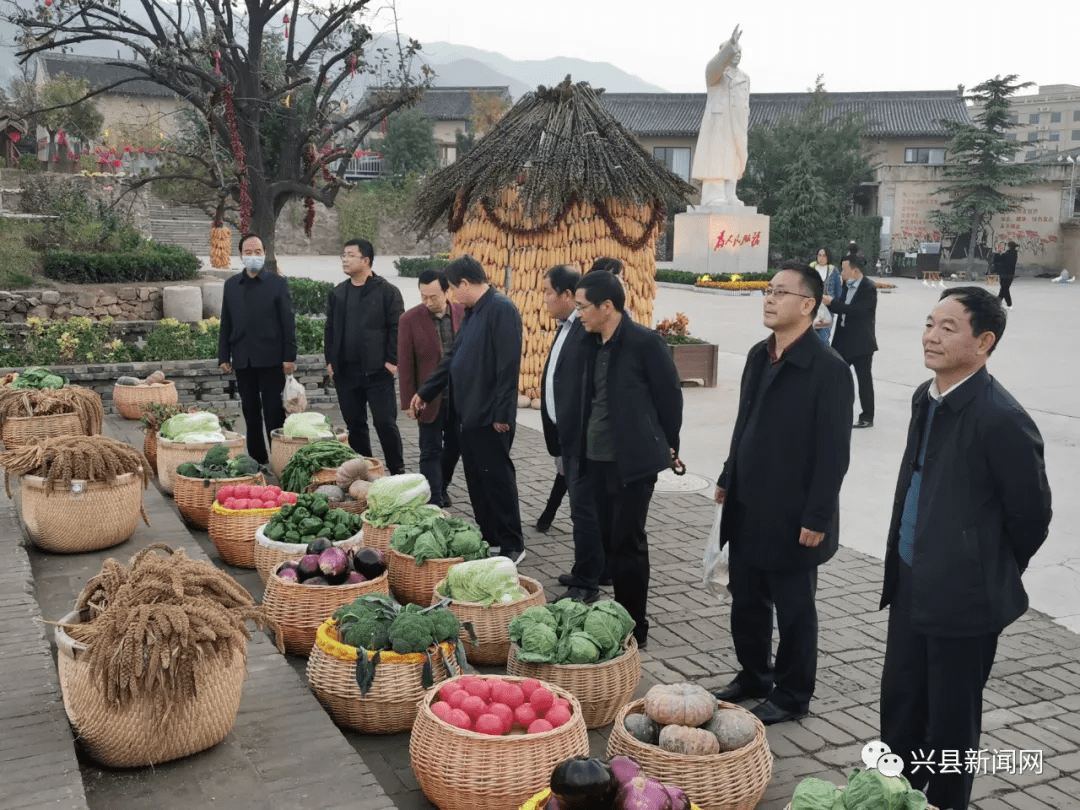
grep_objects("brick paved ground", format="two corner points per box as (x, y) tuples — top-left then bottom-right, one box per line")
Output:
(3, 407), (1079, 810)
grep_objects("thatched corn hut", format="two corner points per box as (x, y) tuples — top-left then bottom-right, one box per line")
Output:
(413, 77), (695, 402)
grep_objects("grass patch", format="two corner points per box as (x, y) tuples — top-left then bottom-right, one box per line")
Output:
(0, 219), (42, 288)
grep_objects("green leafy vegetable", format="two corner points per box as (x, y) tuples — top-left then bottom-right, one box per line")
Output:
(12, 367), (68, 389)
(437, 557), (525, 606)
(280, 440), (358, 493)
(791, 778), (843, 810)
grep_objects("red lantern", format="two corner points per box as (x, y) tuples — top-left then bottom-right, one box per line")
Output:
(350, 55), (356, 77)
(283, 13), (290, 38)
(8, 132), (19, 143)
(214, 51), (221, 75)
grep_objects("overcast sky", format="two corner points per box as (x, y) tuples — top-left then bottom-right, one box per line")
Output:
(389, 0), (1074, 95)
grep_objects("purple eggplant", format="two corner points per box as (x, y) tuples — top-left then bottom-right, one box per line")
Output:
(352, 547), (386, 579)
(614, 776), (672, 810)
(344, 571), (367, 585)
(608, 756), (643, 786)
(297, 554), (321, 580)
(303, 575), (329, 586)
(319, 547), (349, 579)
(663, 785), (690, 810)
(277, 567), (300, 583)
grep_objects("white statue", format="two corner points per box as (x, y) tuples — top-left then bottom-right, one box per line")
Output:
(692, 25), (750, 208)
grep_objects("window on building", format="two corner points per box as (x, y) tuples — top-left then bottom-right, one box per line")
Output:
(1025, 151), (1037, 161)
(1008, 114), (1018, 124)
(1073, 130), (1080, 141)
(653, 147), (691, 181)
(1051, 111), (1062, 123)
(1027, 132), (1038, 142)
(1005, 133), (1017, 141)
(1029, 113), (1040, 124)
(1074, 111), (1080, 122)
(1050, 131), (1061, 142)
(904, 147), (946, 164)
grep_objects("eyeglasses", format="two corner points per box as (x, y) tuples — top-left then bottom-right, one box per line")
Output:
(763, 287), (813, 300)
(574, 302), (596, 312)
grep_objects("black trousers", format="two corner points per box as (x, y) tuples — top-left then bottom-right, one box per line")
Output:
(590, 461), (654, 643)
(729, 545), (819, 714)
(234, 365), (286, 464)
(417, 399), (460, 506)
(537, 472), (568, 526)
(997, 276), (1014, 307)
(847, 353), (875, 422)
(880, 563), (999, 810)
(561, 454), (605, 590)
(335, 370), (405, 474)
(459, 425), (523, 556)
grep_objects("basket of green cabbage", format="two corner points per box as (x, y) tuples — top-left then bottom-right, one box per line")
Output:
(789, 770), (932, 810)
(430, 559), (545, 665)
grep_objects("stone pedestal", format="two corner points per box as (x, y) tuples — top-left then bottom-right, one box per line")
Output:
(201, 281), (224, 319)
(673, 205), (770, 276)
(162, 286), (203, 323)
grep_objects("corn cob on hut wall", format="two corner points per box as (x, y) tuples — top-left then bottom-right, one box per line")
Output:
(412, 77), (695, 403)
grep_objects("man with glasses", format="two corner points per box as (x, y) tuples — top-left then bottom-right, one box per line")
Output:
(824, 254), (878, 428)
(324, 238), (406, 473)
(712, 261), (854, 725)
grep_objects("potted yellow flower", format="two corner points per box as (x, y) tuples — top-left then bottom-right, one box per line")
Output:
(655, 313), (718, 388)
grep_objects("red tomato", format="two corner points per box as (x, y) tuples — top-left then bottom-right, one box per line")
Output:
(232, 499), (249, 510)
(544, 705), (572, 728)
(474, 714), (504, 736)
(527, 719), (553, 734)
(501, 684), (526, 710)
(217, 485), (235, 501)
(462, 678), (491, 702)
(447, 709), (472, 730)
(234, 485), (251, 498)
(223, 498), (239, 510)
(487, 702), (514, 734)
(265, 485), (281, 496)
(460, 695), (487, 720)
(262, 500), (279, 510)
(248, 486), (264, 500)
(513, 704), (538, 728)
(438, 682), (462, 703)
(552, 697), (571, 712)
(529, 687), (554, 714)
(520, 678), (542, 698)
(447, 689), (469, 710)
(430, 701), (453, 722)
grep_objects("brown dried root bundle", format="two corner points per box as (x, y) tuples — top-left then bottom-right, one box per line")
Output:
(63, 544), (280, 712)
(0, 386), (104, 436)
(1, 435), (152, 499)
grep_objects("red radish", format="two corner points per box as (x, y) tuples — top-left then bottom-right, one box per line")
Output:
(217, 486), (235, 501)
(527, 719), (553, 734)
(224, 498), (239, 510)
(529, 687), (554, 713)
(438, 682), (462, 703)
(233, 499), (250, 510)
(552, 697), (570, 711)
(514, 704), (538, 727)
(448, 709), (471, 730)
(283, 492), (298, 504)
(266, 485), (281, 495)
(520, 678), (542, 698)
(502, 683), (526, 710)
(447, 689), (469, 710)
(474, 714), (504, 736)
(462, 678), (491, 702)
(234, 485), (250, 498)
(487, 702), (514, 733)
(461, 695), (487, 720)
(263, 500), (279, 510)
(545, 705), (572, 728)
(431, 701), (453, 722)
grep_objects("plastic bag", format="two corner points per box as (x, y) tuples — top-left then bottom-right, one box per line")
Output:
(814, 303), (832, 329)
(702, 505), (730, 600)
(282, 374), (307, 413)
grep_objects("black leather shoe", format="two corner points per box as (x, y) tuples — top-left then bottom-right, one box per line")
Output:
(441, 491), (451, 507)
(853, 420), (874, 429)
(713, 680), (769, 704)
(535, 520), (552, 533)
(550, 587), (600, 604)
(750, 700), (807, 725)
(599, 575), (613, 587)
(558, 573), (575, 587)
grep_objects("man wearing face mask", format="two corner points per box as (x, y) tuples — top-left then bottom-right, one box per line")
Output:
(218, 233), (297, 465)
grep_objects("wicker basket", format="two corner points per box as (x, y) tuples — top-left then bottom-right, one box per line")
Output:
(268, 429), (350, 478)
(2, 411), (86, 449)
(253, 523), (366, 584)
(263, 562), (390, 656)
(387, 547), (464, 606)
(521, 790), (705, 810)
(307, 620), (459, 733)
(20, 472), (145, 554)
(54, 608), (245, 768)
(173, 473), (261, 530)
(156, 431), (245, 495)
(607, 700), (772, 810)
(360, 517), (396, 551)
(507, 636), (642, 729)
(112, 381), (178, 420)
(143, 429), (158, 476)
(410, 675), (590, 810)
(207, 500), (281, 568)
(430, 576), (547, 666)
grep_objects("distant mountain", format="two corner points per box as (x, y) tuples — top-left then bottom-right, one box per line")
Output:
(418, 41), (669, 99)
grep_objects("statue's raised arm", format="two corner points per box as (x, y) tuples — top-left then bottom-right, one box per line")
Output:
(692, 24), (750, 208)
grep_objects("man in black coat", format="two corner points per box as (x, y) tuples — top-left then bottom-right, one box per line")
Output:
(539, 264), (604, 603)
(218, 233), (297, 464)
(411, 255), (525, 562)
(713, 261), (854, 725)
(826, 253), (878, 428)
(993, 240), (1019, 308)
(878, 287), (1051, 810)
(324, 238), (406, 473)
(574, 271), (682, 646)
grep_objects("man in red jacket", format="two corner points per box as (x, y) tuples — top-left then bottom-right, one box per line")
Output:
(398, 270), (464, 507)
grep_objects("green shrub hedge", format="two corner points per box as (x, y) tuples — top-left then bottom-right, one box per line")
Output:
(394, 256), (449, 278)
(655, 269), (697, 284)
(43, 244), (201, 283)
(287, 277), (335, 316)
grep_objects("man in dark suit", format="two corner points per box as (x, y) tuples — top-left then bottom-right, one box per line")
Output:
(575, 271), (682, 646)
(993, 240), (1019, 309)
(713, 261), (854, 725)
(411, 255), (525, 562)
(218, 233), (296, 464)
(879, 287), (1051, 810)
(539, 264), (603, 603)
(825, 253), (878, 428)
(397, 270), (464, 507)
(324, 238), (406, 473)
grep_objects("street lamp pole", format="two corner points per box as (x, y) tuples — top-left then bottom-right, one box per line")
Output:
(1068, 156), (1077, 220)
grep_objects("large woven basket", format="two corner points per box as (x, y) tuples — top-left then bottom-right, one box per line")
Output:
(207, 500), (281, 568)
(253, 523), (365, 584)
(156, 431), (245, 495)
(55, 608), (245, 768)
(410, 675), (590, 810)
(143, 429), (158, 475)
(173, 473), (261, 530)
(360, 517), (396, 551)
(112, 381), (178, 420)
(268, 429), (350, 478)
(307, 620), (459, 733)
(607, 700), (772, 810)
(508, 636), (642, 729)
(263, 562), (390, 656)
(20, 472), (145, 554)
(387, 547), (464, 606)
(521, 790), (705, 810)
(430, 576), (547, 666)
(2, 411), (85, 449)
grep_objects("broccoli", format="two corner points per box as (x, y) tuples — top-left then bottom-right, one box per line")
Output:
(428, 608), (461, 643)
(228, 455), (260, 476)
(341, 614), (393, 651)
(387, 612), (436, 654)
(202, 444), (231, 468)
(175, 462), (202, 477)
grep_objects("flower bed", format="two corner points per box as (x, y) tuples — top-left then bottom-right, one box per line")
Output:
(694, 280), (768, 291)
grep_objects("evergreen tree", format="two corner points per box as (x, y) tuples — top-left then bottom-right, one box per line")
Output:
(929, 76), (1034, 272)
(380, 108), (437, 176)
